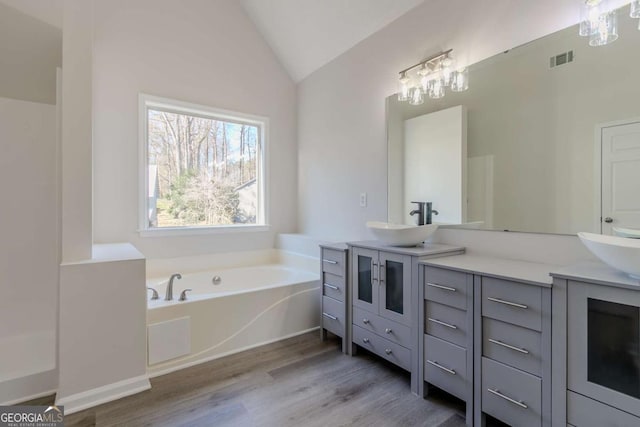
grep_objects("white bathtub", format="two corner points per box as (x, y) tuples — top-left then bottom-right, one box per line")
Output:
(145, 253), (320, 377)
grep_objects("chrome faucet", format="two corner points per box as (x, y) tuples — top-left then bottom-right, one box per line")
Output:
(165, 273), (182, 301)
(410, 201), (426, 225)
(425, 202), (439, 225)
(410, 201), (439, 225)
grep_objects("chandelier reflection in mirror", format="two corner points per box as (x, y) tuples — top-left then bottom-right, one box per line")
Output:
(579, 0), (640, 45)
(397, 50), (468, 106)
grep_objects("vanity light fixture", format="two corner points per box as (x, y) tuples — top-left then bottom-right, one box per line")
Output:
(579, 0), (619, 46)
(397, 49), (469, 106)
(631, 0), (640, 18)
(631, 0), (640, 30)
(398, 71), (411, 101)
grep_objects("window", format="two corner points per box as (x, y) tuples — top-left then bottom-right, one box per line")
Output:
(140, 95), (267, 234)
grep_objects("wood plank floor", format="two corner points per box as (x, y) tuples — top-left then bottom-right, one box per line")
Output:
(26, 332), (466, 426)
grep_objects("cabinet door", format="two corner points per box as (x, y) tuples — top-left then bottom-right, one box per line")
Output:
(352, 247), (379, 312)
(379, 252), (412, 325)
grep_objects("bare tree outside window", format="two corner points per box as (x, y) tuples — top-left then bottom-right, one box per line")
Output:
(146, 107), (261, 228)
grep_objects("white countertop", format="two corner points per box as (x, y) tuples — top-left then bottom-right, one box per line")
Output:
(550, 261), (640, 291)
(420, 254), (556, 287)
(348, 240), (465, 257)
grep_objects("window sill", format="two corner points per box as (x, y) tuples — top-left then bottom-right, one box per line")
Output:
(138, 224), (271, 238)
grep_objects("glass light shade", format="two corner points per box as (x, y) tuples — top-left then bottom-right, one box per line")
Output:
(440, 56), (455, 86)
(589, 10), (618, 46)
(579, 0), (603, 36)
(428, 78), (445, 99)
(451, 68), (469, 92)
(398, 73), (411, 101)
(417, 64), (430, 93)
(408, 85), (424, 105)
(631, 1), (640, 18)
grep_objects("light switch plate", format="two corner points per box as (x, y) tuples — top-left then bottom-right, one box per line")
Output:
(360, 192), (367, 207)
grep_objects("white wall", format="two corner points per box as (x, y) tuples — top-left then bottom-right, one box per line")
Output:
(0, 97), (58, 400)
(297, 0), (629, 251)
(92, 0), (297, 259)
(61, 0), (93, 262)
(56, 245), (149, 413)
(0, 3), (61, 105)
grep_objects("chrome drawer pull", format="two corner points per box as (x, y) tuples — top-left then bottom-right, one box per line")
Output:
(362, 338), (370, 343)
(323, 283), (339, 290)
(487, 388), (528, 409)
(426, 360), (456, 375)
(322, 312), (337, 320)
(385, 328), (393, 334)
(323, 259), (338, 265)
(487, 297), (528, 309)
(363, 318), (370, 324)
(488, 338), (529, 354)
(426, 282), (456, 292)
(384, 349), (392, 355)
(427, 318), (458, 329)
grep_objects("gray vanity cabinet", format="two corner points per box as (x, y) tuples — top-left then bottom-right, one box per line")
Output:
(420, 266), (474, 425)
(421, 255), (553, 427)
(551, 264), (640, 426)
(351, 247), (412, 326)
(319, 244), (349, 353)
(349, 241), (465, 395)
(477, 276), (551, 427)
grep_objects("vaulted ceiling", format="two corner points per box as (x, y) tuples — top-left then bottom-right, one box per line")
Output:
(2, 0), (633, 84)
(240, 0), (426, 82)
(0, 0), (62, 28)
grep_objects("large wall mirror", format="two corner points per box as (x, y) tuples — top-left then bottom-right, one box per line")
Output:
(387, 5), (640, 235)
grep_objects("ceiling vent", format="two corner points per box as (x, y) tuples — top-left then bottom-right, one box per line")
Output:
(550, 50), (574, 68)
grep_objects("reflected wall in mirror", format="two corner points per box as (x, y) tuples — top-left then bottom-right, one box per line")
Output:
(387, 5), (640, 235)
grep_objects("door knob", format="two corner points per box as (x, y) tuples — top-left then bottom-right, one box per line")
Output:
(604, 217), (614, 223)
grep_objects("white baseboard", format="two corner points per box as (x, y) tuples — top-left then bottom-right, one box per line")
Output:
(0, 369), (57, 405)
(148, 326), (320, 378)
(55, 375), (150, 415)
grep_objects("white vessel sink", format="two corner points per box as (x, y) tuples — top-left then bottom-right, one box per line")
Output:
(612, 226), (640, 239)
(578, 232), (640, 279)
(366, 221), (438, 247)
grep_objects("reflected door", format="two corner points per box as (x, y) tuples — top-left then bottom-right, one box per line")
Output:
(379, 252), (412, 325)
(352, 247), (378, 312)
(601, 121), (640, 234)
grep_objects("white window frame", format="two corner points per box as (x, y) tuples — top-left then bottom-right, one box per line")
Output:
(138, 94), (269, 237)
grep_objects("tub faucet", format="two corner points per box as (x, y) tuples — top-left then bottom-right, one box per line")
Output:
(165, 273), (182, 301)
(147, 287), (159, 300)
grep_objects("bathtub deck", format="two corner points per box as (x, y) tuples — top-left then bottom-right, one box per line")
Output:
(29, 332), (466, 426)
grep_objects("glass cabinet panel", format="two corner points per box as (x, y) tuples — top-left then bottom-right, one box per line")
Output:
(357, 255), (373, 304)
(384, 260), (404, 314)
(587, 298), (640, 399)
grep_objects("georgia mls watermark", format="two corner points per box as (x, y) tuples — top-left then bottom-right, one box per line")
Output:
(0, 406), (64, 427)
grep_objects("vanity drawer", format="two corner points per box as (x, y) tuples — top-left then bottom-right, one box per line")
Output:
(353, 307), (411, 348)
(353, 325), (410, 371)
(424, 334), (468, 401)
(321, 296), (345, 338)
(425, 300), (467, 348)
(482, 277), (542, 331)
(567, 391), (640, 427)
(424, 266), (469, 310)
(322, 272), (345, 302)
(321, 248), (345, 276)
(483, 318), (542, 376)
(482, 357), (542, 427)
